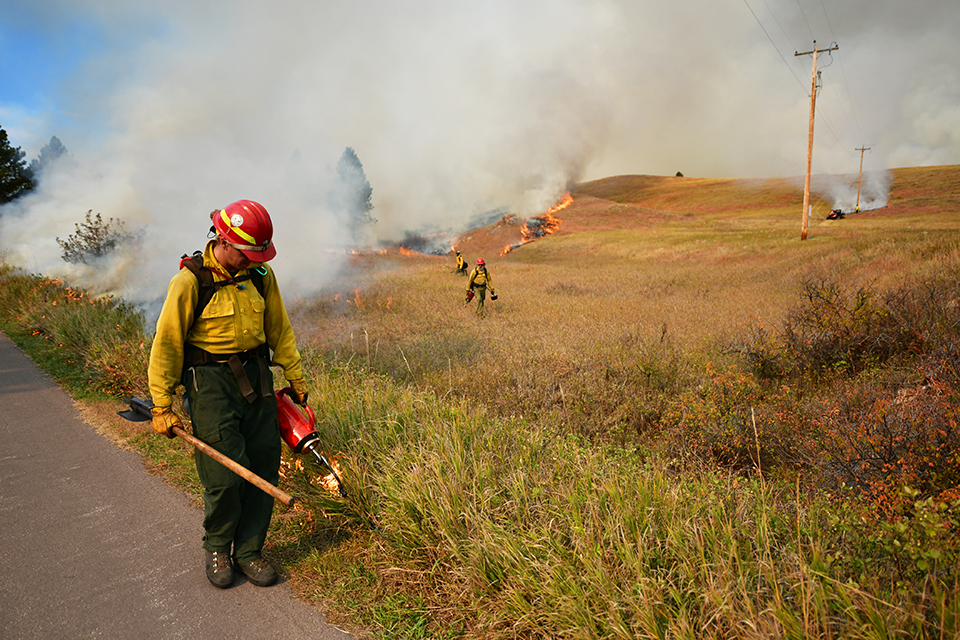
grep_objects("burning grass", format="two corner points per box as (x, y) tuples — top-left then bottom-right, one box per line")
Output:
(3, 165), (960, 638)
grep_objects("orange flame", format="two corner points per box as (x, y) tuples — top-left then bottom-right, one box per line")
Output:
(500, 193), (571, 256)
(314, 455), (344, 495)
(278, 453), (343, 496)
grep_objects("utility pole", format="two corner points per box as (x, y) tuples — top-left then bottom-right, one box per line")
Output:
(795, 40), (839, 240)
(855, 146), (871, 212)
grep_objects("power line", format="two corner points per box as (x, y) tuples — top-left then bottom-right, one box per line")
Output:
(796, 0), (815, 41)
(743, 1), (864, 170)
(813, 0), (864, 143)
(741, 0), (807, 92)
(817, 0), (837, 42)
(809, 0), (865, 148)
(835, 51), (864, 142)
(744, 1), (862, 156)
(762, 0), (799, 54)
(813, 51), (857, 153)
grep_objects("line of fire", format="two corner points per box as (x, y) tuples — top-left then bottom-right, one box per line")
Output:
(283, 194), (573, 493)
(500, 192), (572, 256)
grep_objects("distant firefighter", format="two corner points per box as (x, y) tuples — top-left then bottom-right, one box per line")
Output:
(466, 257), (497, 317)
(454, 250), (467, 275)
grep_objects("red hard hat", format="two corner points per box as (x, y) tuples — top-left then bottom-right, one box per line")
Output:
(212, 200), (276, 262)
(477, 258), (485, 266)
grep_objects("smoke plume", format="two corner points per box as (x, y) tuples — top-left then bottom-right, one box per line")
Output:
(1, 0), (958, 321)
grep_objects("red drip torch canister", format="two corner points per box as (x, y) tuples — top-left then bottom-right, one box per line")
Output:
(276, 387), (348, 497)
(276, 386), (321, 453)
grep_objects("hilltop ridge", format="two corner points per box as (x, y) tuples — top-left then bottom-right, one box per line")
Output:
(452, 165), (960, 260)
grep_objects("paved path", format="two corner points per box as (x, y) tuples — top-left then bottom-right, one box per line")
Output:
(0, 332), (354, 639)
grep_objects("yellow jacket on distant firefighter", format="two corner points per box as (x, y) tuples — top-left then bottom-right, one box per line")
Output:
(148, 239), (303, 408)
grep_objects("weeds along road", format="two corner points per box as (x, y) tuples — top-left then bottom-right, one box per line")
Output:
(0, 332), (352, 640)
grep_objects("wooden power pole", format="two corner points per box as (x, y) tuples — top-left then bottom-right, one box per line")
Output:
(795, 41), (839, 240)
(855, 146), (871, 212)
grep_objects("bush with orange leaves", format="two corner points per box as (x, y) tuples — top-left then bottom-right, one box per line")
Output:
(670, 267), (960, 496)
(812, 379), (960, 508)
(660, 362), (807, 472)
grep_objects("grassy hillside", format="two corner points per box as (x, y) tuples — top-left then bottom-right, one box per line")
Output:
(2, 164), (959, 638)
(291, 165), (960, 441)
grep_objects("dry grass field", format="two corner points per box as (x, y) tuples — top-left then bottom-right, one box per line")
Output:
(290, 164), (960, 440)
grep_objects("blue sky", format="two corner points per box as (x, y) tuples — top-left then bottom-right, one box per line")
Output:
(1, 0), (958, 300)
(1, 11), (101, 148)
(1, 4), (165, 153)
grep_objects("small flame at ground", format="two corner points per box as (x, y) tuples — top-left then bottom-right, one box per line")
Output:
(279, 453), (345, 497)
(501, 193), (571, 256)
(314, 455), (344, 495)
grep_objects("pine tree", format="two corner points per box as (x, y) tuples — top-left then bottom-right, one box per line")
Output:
(0, 126), (36, 205)
(30, 135), (68, 180)
(57, 210), (134, 263)
(334, 147), (376, 237)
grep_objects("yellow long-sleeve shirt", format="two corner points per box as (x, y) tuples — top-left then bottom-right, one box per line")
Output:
(148, 240), (303, 408)
(467, 267), (493, 289)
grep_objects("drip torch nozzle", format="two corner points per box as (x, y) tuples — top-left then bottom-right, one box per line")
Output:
(304, 439), (348, 498)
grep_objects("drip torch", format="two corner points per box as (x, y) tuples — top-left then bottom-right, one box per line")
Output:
(275, 387), (348, 498)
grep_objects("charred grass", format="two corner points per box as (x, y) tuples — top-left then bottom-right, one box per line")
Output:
(3, 166), (960, 638)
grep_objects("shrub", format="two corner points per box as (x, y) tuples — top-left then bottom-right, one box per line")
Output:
(813, 380), (960, 506)
(828, 486), (960, 584)
(782, 277), (921, 379)
(57, 210), (135, 264)
(660, 363), (784, 470)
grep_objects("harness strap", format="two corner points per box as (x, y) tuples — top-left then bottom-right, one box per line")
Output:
(226, 354), (257, 403)
(183, 343), (271, 403)
(178, 250), (271, 400)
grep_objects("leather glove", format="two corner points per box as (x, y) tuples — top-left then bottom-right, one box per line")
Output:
(289, 378), (309, 406)
(150, 405), (181, 439)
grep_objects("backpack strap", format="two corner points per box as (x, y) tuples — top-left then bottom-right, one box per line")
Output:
(178, 251), (271, 402)
(178, 251), (267, 318)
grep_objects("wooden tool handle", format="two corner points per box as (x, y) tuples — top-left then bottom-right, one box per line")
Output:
(171, 426), (296, 507)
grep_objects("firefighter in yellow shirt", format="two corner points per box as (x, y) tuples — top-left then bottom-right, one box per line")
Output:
(454, 250), (467, 275)
(466, 257), (497, 317)
(148, 200), (307, 589)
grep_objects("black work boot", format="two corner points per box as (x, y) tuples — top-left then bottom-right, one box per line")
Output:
(205, 549), (234, 589)
(235, 557), (278, 587)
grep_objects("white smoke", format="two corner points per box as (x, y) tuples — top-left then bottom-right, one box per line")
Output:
(814, 169), (892, 213)
(1, 0), (959, 317)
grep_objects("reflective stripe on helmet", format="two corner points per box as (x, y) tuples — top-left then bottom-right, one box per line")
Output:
(219, 209), (258, 245)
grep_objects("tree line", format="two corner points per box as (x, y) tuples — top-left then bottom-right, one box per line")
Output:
(0, 126), (67, 205)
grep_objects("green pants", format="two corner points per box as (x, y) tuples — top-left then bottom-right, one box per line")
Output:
(184, 357), (280, 562)
(473, 285), (487, 316)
